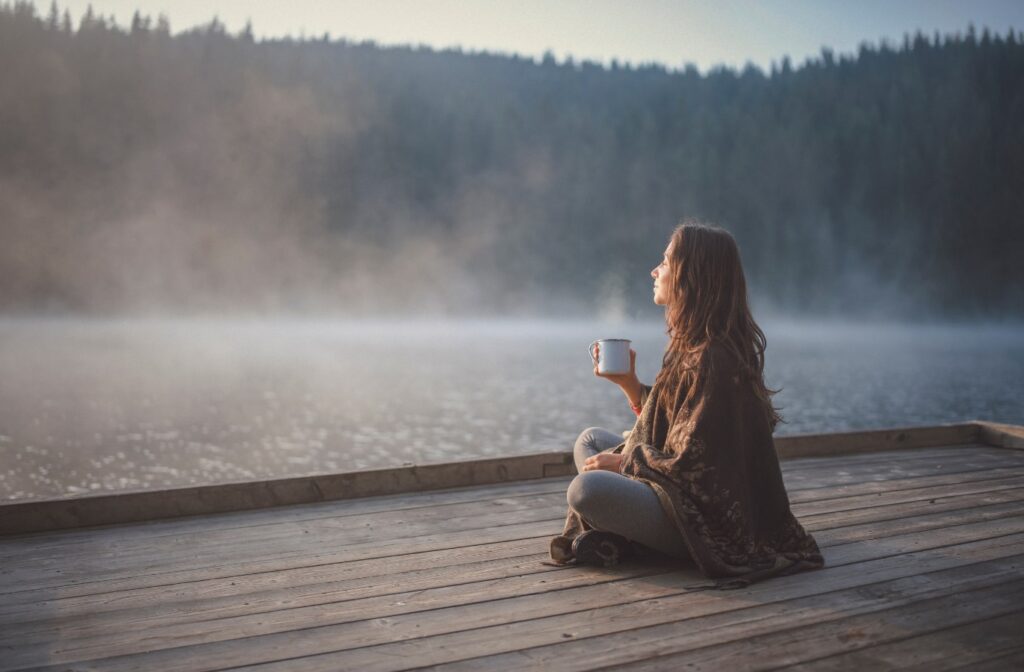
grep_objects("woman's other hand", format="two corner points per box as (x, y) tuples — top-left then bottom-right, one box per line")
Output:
(582, 452), (624, 473)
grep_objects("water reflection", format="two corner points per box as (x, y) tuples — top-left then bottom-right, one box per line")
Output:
(1, 317), (1021, 499)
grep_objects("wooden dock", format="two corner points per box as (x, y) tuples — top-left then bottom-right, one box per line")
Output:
(1, 420), (1023, 670)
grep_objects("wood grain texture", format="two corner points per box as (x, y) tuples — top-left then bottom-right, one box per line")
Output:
(2, 439), (1023, 671)
(777, 609), (1024, 671)
(3, 454), (1021, 593)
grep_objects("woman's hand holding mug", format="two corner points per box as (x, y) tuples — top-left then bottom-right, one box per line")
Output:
(591, 341), (643, 408)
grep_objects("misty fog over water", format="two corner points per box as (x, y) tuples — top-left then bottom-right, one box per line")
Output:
(2, 317), (1021, 501)
(3, 8), (1023, 503)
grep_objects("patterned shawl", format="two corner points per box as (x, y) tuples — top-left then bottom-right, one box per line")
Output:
(550, 344), (825, 589)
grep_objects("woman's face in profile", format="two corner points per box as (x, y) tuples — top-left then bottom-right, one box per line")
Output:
(651, 243), (673, 306)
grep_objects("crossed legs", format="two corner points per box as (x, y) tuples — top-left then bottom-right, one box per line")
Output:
(568, 427), (690, 561)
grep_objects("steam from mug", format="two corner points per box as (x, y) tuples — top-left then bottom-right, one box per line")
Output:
(589, 338), (632, 375)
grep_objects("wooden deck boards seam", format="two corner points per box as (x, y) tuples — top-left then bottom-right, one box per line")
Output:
(2, 469), (1020, 569)
(3, 445), (1018, 543)
(186, 552), (1024, 672)
(771, 608), (1024, 672)
(7, 529), (1023, 670)
(780, 443), (1010, 466)
(410, 562), (1024, 672)
(795, 478), (1024, 516)
(3, 478), (1022, 598)
(2, 461), (1014, 562)
(0, 537), (563, 608)
(581, 590), (1024, 672)
(5, 453), (1020, 553)
(0, 491), (1011, 590)
(2, 438), (1023, 671)
(2, 424), (1017, 537)
(6, 515), (1021, 668)
(789, 477), (1024, 510)
(4, 494), (1021, 630)
(786, 466), (1024, 498)
(943, 645), (1024, 672)
(820, 507), (1024, 547)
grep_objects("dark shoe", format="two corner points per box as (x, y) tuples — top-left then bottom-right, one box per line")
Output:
(571, 530), (635, 567)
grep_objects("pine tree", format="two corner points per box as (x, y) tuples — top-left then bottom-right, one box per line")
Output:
(79, 4), (94, 31)
(240, 19), (254, 44)
(46, 0), (58, 29)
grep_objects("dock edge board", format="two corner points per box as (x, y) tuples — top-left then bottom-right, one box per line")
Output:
(1, 420), (1021, 535)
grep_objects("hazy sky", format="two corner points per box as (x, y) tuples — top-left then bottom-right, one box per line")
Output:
(54, 0), (1024, 72)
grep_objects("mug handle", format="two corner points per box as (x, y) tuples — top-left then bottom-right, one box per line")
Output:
(588, 340), (599, 364)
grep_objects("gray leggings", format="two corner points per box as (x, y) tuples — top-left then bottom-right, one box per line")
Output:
(568, 427), (690, 561)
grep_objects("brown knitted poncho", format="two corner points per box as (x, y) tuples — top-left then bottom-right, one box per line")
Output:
(549, 343), (825, 589)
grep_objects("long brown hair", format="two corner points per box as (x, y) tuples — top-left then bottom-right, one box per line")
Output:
(655, 219), (783, 431)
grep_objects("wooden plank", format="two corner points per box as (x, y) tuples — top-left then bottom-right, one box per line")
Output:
(781, 446), (1023, 476)
(780, 451), (1024, 489)
(945, 648), (1024, 672)
(813, 498), (1024, 548)
(0, 492), (570, 566)
(777, 610), (1024, 671)
(782, 454), (1024, 491)
(2, 475), (1015, 602)
(62, 531), (1024, 672)
(5, 484), (1020, 637)
(0, 519), (565, 598)
(0, 446), (1018, 563)
(2, 444), (1017, 559)
(10, 519), (1024, 671)
(777, 442), (1009, 469)
(5, 476), (1018, 622)
(18, 443), (1020, 554)
(787, 465), (1024, 503)
(5, 453), (1019, 576)
(774, 423), (981, 459)
(8, 471), (1023, 620)
(0, 559), (678, 670)
(974, 420), (1024, 450)
(408, 558), (1024, 672)
(6, 469), (1021, 594)
(8, 443), (1011, 561)
(598, 584), (1024, 671)
(4, 422), (1014, 536)
(0, 503), (569, 587)
(803, 488), (1024, 531)
(7, 485), (1020, 643)
(0, 451), (577, 536)
(3, 470), (1023, 599)
(792, 474), (1024, 517)
(794, 477), (1024, 524)
(6, 448), (1017, 565)
(9, 481), (1014, 605)
(0, 477), (574, 549)
(777, 442), (971, 466)
(0, 543), (567, 636)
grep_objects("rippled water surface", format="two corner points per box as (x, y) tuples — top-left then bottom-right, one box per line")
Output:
(2, 317), (1022, 500)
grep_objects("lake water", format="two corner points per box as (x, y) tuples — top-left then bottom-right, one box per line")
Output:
(1, 317), (1022, 501)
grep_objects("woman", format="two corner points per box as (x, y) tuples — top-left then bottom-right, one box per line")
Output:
(548, 220), (825, 589)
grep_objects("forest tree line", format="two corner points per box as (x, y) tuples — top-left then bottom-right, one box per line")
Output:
(1, 1), (1022, 319)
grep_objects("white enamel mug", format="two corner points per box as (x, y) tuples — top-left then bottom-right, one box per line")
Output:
(589, 338), (632, 375)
